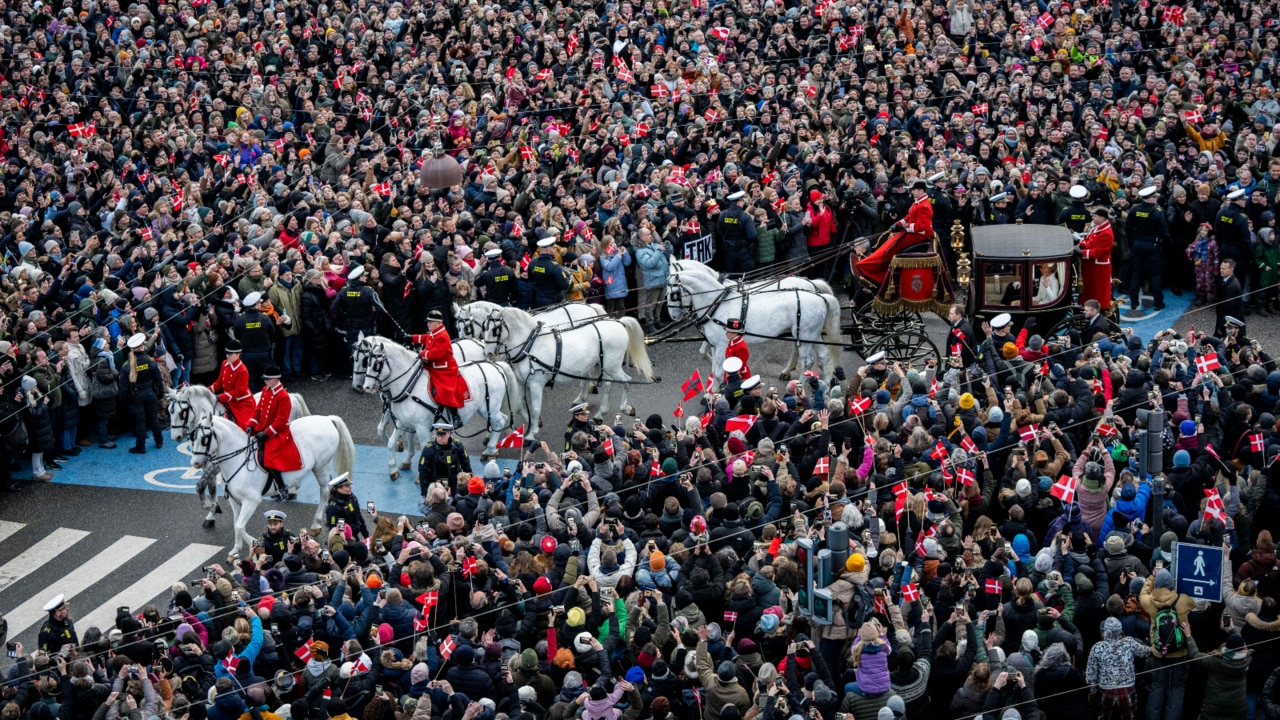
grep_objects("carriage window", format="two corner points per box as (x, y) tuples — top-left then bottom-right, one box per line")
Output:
(1031, 261), (1068, 307)
(983, 263), (1025, 308)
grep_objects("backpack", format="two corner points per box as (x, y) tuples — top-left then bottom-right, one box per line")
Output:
(1151, 605), (1187, 656)
(847, 583), (875, 629)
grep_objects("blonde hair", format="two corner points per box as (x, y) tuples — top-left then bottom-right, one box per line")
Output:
(129, 348), (142, 383)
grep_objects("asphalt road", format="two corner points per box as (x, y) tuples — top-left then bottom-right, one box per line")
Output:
(1, 284), (1274, 657)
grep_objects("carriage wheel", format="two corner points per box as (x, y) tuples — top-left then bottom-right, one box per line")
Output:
(865, 328), (939, 365)
(1049, 309), (1122, 342)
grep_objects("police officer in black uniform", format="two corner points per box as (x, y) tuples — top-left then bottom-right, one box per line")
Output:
(474, 248), (516, 306)
(529, 235), (570, 308)
(717, 190), (757, 276)
(1215, 188), (1251, 266)
(1125, 185), (1170, 316)
(722, 356), (746, 409)
(259, 509), (297, 565)
(418, 422), (472, 495)
(122, 333), (164, 455)
(564, 402), (601, 452)
(736, 376), (763, 415)
(324, 472), (369, 540)
(233, 292), (276, 391)
(331, 265), (379, 371)
(37, 593), (77, 654)
(1056, 184), (1091, 232)
(927, 171), (954, 239)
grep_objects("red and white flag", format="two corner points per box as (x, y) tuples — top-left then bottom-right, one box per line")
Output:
(413, 606), (430, 632)
(214, 154), (229, 168)
(960, 435), (978, 453)
(497, 425), (525, 449)
(1018, 425), (1040, 442)
(709, 26), (730, 41)
(536, 69), (552, 81)
(724, 610), (738, 623)
(985, 578), (1002, 595)
(567, 32), (579, 55)
(353, 655), (370, 674)
(439, 635), (457, 660)
(901, 583), (920, 602)
(140, 227), (153, 241)
(372, 181), (391, 197)
(1161, 5), (1185, 25)
(1195, 352), (1220, 373)
(1097, 422), (1119, 438)
(725, 415), (758, 434)
(849, 395), (872, 416)
(704, 107), (720, 123)
(419, 591), (439, 608)
(1050, 474), (1079, 504)
(1183, 109), (1204, 124)
(1250, 433), (1266, 453)
(971, 103), (989, 115)
(520, 145), (535, 160)
(223, 649), (240, 673)
(651, 84), (669, 98)
(1037, 12), (1054, 28)
(930, 441), (948, 461)
(1203, 487), (1227, 524)
(957, 467), (976, 487)
(294, 643), (312, 664)
(813, 456), (830, 477)
(603, 438), (615, 456)
(68, 122), (95, 137)
(462, 556), (478, 578)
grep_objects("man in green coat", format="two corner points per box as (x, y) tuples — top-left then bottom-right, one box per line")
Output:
(268, 263), (304, 380)
(1187, 628), (1250, 720)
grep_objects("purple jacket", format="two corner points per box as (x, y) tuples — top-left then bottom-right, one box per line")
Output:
(853, 639), (892, 694)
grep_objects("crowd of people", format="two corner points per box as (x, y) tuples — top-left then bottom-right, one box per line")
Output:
(4, 0), (1280, 717)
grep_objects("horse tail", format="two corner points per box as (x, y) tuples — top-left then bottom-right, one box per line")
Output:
(497, 361), (523, 426)
(810, 279), (835, 296)
(820, 293), (842, 376)
(330, 416), (356, 477)
(620, 317), (656, 381)
(292, 393), (312, 418)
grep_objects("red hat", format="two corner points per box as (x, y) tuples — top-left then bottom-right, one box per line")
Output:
(533, 576), (553, 594)
(809, 189), (824, 202)
(541, 535), (557, 554)
(468, 476), (486, 495)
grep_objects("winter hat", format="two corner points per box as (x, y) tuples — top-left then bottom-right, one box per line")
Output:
(1180, 420), (1197, 437)
(533, 577), (552, 595)
(878, 709), (895, 720)
(650, 551), (666, 571)
(484, 461), (501, 479)
(1034, 550), (1053, 573)
(1173, 450), (1191, 467)
(410, 663), (430, 685)
(959, 393), (975, 409)
(626, 666), (646, 683)
(651, 698), (671, 718)
(1225, 633), (1246, 650)
(987, 407), (1004, 424)
(716, 661), (736, 682)
(738, 639), (758, 654)
(468, 476), (486, 494)
(574, 632), (594, 653)
(1154, 569), (1175, 590)
(1016, 479), (1032, 498)
(846, 553), (866, 573)
(886, 696), (906, 716)
(567, 607), (586, 627)
(1105, 535), (1126, 554)
(759, 613), (780, 632)
(1121, 484), (1137, 500)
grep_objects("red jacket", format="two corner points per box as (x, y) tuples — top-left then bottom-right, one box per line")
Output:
(412, 327), (470, 409)
(724, 335), (752, 381)
(248, 384), (302, 471)
(210, 359), (255, 430)
(900, 195), (934, 242)
(805, 203), (837, 247)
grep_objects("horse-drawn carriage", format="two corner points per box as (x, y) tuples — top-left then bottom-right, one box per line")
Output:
(844, 221), (1119, 362)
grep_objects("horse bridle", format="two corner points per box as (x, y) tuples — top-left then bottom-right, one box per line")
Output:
(169, 395), (194, 438)
(191, 417), (256, 477)
(352, 341), (372, 381)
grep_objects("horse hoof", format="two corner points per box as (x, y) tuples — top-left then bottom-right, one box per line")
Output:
(589, 384), (599, 394)
(779, 372), (792, 382)
(203, 519), (215, 529)
(627, 406), (636, 416)
(537, 419), (543, 428)
(396, 442), (405, 452)
(399, 462), (411, 471)
(652, 375), (661, 383)
(309, 527), (322, 536)
(390, 471), (399, 482)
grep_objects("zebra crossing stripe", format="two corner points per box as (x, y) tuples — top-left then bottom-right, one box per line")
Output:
(0, 527), (91, 594)
(0, 521), (26, 546)
(2, 535), (155, 640)
(78, 543), (224, 632)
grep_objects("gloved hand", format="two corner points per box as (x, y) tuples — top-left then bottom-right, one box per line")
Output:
(255, 431), (268, 443)
(1072, 232), (1085, 241)
(218, 393), (231, 404)
(1024, 316), (1037, 331)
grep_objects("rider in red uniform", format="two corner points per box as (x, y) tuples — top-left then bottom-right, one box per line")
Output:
(209, 341), (256, 429)
(857, 179), (935, 287)
(723, 318), (752, 381)
(410, 310), (470, 426)
(246, 365), (302, 500)
(1077, 206), (1115, 311)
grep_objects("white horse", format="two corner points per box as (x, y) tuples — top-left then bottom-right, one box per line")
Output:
(166, 385), (311, 528)
(457, 301), (606, 404)
(187, 414), (355, 556)
(477, 306), (656, 442)
(666, 262), (840, 380)
(358, 336), (522, 466)
(671, 259), (838, 377)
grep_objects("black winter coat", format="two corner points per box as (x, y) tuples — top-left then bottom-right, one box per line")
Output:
(299, 285), (334, 354)
(22, 396), (55, 453)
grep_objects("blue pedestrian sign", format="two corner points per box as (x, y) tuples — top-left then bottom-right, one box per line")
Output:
(1172, 542), (1224, 602)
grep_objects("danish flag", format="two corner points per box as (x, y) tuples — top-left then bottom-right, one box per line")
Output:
(353, 656), (370, 674)
(1050, 474), (1079, 504)
(461, 556), (478, 578)
(874, 594), (887, 615)
(1095, 127), (1109, 142)
(726, 415), (759, 434)
(1195, 352), (1220, 373)
(419, 591), (439, 608)
(1037, 12), (1054, 28)
(1203, 487), (1227, 524)
(900, 583), (920, 601)
(603, 438), (615, 456)
(709, 26), (730, 41)
(813, 456), (830, 477)
(1206, 443), (1221, 460)
(674, 404), (684, 418)
(372, 181), (391, 196)
(536, 69), (552, 81)
(140, 227), (152, 241)
(294, 643), (312, 663)
(650, 459), (662, 477)
(1250, 433), (1266, 453)
(893, 481), (908, 526)
(914, 526), (936, 557)
(1018, 425), (1040, 442)
(960, 435), (978, 453)
(68, 122), (95, 137)
(520, 145), (535, 160)
(985, 578), (1002, 595)
(214, 154), (229, 168)
(497, 425), (525, 448)
(223, 650), (240, 673)
(838, 34), (856, 52)
(1184, 109), (1204, 124)
(633, 122), (650, 137)
(971, 103), (989, 115)
(651, 84), (669, 98)
(413, 606), (430, 632)
(567, 32), (579, 55)
(682, 370), (704, 400)
(439, 635), (457, 660)
(806, 85), (818, 98)
(724, 611), (738, 623)
(930, 441), (948, 461)
(957, 467), (976, 487)
(680, 218), (701, 235)
(849, 395), (872, 415)
(1161, 5), (1185, 25)
(704, 108), (720, 123)
(1097, 422), (1119, 438)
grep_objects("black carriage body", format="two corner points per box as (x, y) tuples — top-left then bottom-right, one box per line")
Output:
(967, 224), (1076, 330)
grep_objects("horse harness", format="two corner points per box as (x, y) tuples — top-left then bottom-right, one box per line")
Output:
(672, 271), (818, 349)
(365, 345), (498, 437)
(191, 418), (260, 493)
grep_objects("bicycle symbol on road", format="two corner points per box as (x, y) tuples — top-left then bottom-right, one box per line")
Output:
(143, 442), (205, 489)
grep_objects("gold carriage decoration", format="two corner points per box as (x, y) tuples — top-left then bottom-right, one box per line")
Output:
(872, 248), (956, 316)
